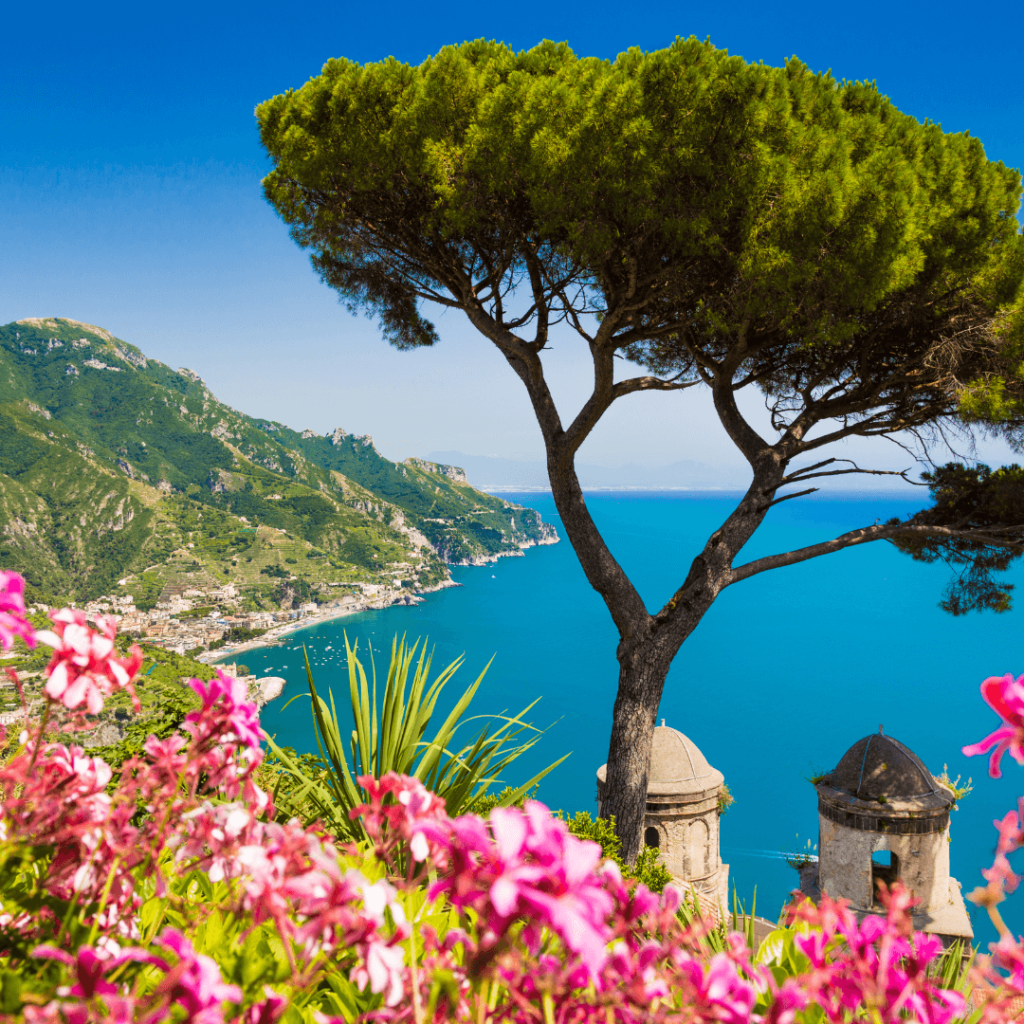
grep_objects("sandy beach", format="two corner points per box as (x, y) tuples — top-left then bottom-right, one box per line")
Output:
(201, 580), (460, 664)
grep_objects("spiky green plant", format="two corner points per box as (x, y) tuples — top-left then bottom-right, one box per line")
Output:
(264, 634), (568, 842)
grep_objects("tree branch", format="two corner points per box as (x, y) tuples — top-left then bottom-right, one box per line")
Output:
(761, 486), (819, 508)
(729, 522), (1024, 586)
(612, 375), (703, 399)
(457, 300), (651, 634)
(780, 459), (924, 487)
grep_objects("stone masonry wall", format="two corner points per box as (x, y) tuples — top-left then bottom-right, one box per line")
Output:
(646, 793), (721, 883)
(817, 813), (951, 911)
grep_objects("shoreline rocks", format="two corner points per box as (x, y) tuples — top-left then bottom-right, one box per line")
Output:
(445, 530), (559, 567)
(251, 675), (286, 709)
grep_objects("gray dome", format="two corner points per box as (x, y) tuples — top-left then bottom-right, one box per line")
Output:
(597, 724), (723, 797)
(814, 731), (955, 833)
(824, 733), (945, 802)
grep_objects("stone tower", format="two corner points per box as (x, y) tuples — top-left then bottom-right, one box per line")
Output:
(597, 722), (729, 910)
(811, 729), (972, 944)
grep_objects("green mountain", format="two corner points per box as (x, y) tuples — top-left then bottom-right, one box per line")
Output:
(0, 317), (556, 608)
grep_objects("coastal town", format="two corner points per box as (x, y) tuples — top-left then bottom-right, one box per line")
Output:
(0, 575), (448, 730)
(75, 577), (445, 662)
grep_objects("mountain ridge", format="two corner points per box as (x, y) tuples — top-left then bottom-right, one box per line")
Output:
(0, 318), (556, 607)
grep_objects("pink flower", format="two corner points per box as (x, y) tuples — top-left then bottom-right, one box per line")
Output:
(766, 980), (810, 1024)
(0, 570), (36, 651)
(962, 673), (1024, 778)
(32, 943), (157, 999)
(142, 733), (189, 785)
(353, 939), (407, 1006)
(970, 807), (1024, 907)
(780, 887), (964, 1024)
(676, 951), (759, 1024)
(187, 670), (262, 752)
(427, 800), (615, 983)
(992, 933), (1024, 992)
(354, 772), (450, 866)
(245, 987), (287, 1024)
(37, 608), (142, 714)
(794, 928), (831, 968)
(152, 928), (242, 1023)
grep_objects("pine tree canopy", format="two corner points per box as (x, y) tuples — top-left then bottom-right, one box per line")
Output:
(258, 37), (1024, 439)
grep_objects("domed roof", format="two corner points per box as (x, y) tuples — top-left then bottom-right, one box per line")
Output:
(648, 725), (724, 793)
(597, 723), (724, 797)
(823, 731), (946, 802)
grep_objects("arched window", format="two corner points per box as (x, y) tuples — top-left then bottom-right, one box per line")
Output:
(871, 849), (899, 904)
(690, 819), (710, 876)
(644, 826), (660, 849)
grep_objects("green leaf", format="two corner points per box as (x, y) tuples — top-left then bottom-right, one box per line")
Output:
(0, 970), (22, 1014)
(268, 634), (566, 842)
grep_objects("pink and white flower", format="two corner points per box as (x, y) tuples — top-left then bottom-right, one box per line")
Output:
(152, 928), (243, 1023)
(186, 670), (263, 752)
(37, 608), (142, 714)
(0, 570), (36, 651)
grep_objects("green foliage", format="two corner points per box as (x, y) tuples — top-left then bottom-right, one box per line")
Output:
(936, 765), (973, 806)
(717, 782), (735, 814)
(337, 527), (409, 570)
(265, 635), (568, 841)
(891, 463), (1024, 614)
(178, 605), (216, 619)
(466, 784), (537, 816)
(272, 577), (316, 608)
(257, 748), (333, 825)
(562, 811), (672, 894)
(783, 836), (818, 870)
(258, 39), (1022, 376)
(208, 626), (268, 650)
(0, 410), (50, 477)
(0, 318), (557, 604)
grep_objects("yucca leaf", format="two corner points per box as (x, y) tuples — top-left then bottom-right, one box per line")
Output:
(494, 753), (571, 807)
(266, 634), (567, 842)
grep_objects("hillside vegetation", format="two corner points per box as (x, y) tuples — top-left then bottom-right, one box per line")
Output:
(0, 318), (556, 606)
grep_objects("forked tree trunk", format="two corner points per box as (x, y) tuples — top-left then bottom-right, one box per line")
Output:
(557, 464), (782, 865)
(509, 341), (786, 865)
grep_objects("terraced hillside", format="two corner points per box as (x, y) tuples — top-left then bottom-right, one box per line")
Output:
(0, 318), (556, 605)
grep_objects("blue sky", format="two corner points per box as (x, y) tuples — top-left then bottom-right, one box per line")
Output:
(3, 0), (1022, 478)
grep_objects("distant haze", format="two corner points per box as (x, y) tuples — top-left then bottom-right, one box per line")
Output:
(429, 452), (748, 491)
(428, 451), (932, 493)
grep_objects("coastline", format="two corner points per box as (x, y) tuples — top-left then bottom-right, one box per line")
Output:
(201, 532), (560, 665)
(446, 532), (559, 567)
(200, 580), (460, 664)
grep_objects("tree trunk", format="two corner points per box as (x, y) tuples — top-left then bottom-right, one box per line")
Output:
(594, 464), (786, 864)
(493, 338), (787, 866)
(600, 639), (676, 864)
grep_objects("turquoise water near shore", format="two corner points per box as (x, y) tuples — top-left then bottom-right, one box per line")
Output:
(224, 491), (1024, 943)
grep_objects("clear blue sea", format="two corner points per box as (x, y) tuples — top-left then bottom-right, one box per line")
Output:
(221, 491), (1024, 946)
